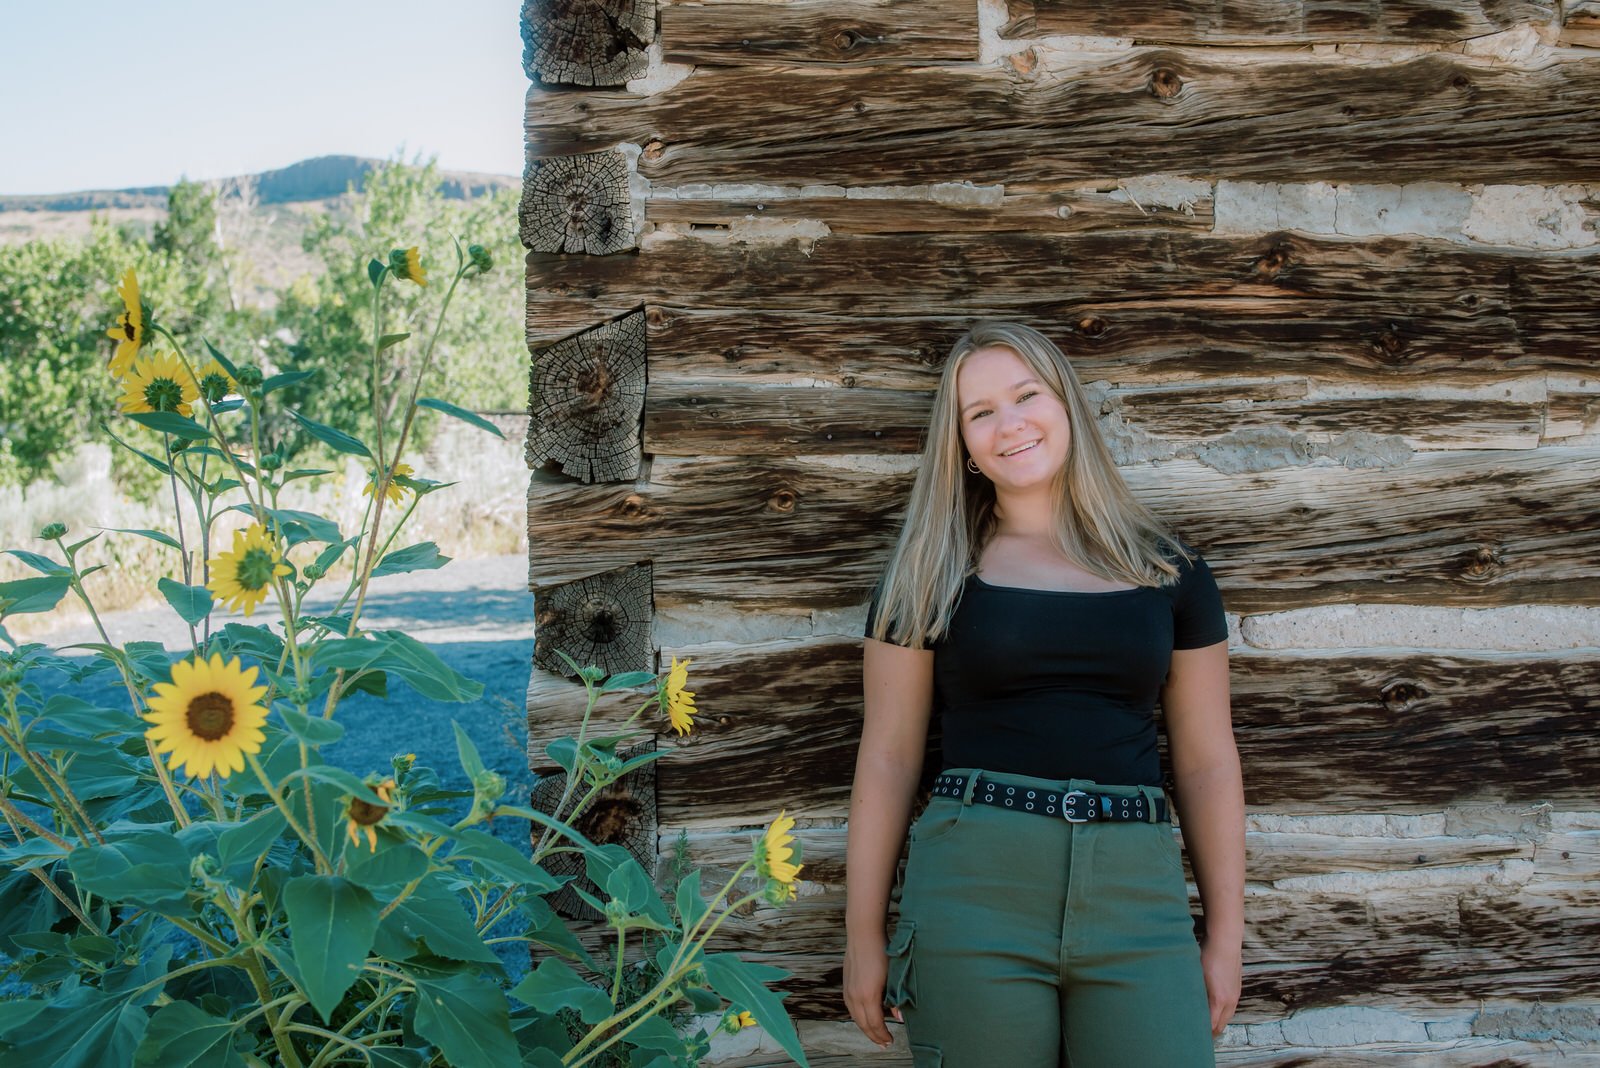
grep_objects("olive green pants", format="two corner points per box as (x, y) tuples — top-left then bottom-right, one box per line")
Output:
(884, 768), (1214, 1068)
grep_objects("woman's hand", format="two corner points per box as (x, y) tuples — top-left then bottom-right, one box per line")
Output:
(1200, 935), (1242, 1036)
(843, 935), (901, 1049)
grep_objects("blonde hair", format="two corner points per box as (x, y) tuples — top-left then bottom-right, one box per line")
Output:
(869, 321), (1193, 648)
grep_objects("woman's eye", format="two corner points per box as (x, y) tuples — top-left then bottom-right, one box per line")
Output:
(968, 409), (990, 420)
(1019, 391), (1037, 402)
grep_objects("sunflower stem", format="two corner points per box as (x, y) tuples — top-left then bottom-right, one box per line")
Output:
(0, 722), (101, 845)
(245, 750), (331, 872)
(152, 325), (265, 521)
(162, 434), (201, 653)
(0, 792), (70, 849)
(27, 866), (103, 934)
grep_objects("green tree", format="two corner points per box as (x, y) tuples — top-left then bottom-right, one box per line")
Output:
(268, 158), (523, 456)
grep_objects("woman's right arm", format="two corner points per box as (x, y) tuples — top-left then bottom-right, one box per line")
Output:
(843, 636), (935, 1048)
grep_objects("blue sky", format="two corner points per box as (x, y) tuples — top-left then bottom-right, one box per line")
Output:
(0, 0), (529, 195)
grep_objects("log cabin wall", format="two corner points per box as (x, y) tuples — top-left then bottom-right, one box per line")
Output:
(520, 2), (1600, 1064)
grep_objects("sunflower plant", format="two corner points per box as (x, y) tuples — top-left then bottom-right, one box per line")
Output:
(0, 248), (809, 1067)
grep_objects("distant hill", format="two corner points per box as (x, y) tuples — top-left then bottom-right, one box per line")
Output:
(0, 156), (518, 213)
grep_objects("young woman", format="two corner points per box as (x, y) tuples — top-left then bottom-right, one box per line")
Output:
(842, 321), (1244, 1067)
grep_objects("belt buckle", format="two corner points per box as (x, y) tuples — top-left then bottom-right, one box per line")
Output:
(1061, 790), (1092, 823)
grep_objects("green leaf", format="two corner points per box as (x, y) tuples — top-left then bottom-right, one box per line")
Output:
(509, 958), (612, 1024)
(262, 370), (316, 394)
(283, 765), (388, 806)
(102, 526), (182, 551)
(317, 632), (483, 702)
(202, 339), (241, 380)
(313, 538), (356, 574)
(126, 411), (211, 440)
(367, 258), (386, 286)
(217, 621), (284, 662)
(158, 577), (213, 625)
(489, 804), (595, 851)
(416, 397), (505, 438)
(676, 869), (708, 933)
(344, 835), (429, 890)
(38, 693), (139, 734)
(282, 467), (335, 484)
(599, 670), (657, 693)
(6, 987), (148, 1068)
(453, 720), (487, 781)
(134, 1000), (247, 1067)
(373, 541), (452, 577)
(446, 830), (561, 891)
(289, 409), (372, 458)
(0, 574), (71, 617)
(67, 830), (192, 912)
(378, 331), (411, 350)
(375, 874), (500, 964)
(283, 875), (381, 1023)
(0, 999), (45, 1037)
(217, 808), (288, 883)
(4, 549), (69, 575)
(409, 970), (519, 1068)
(102, 421), (172, 474)
(276, 704), (345, 746)
(702, 954), (807, 1067)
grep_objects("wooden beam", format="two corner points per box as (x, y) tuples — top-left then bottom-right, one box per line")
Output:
(660, 0), (978, 66)
(521, 0), (655, 86)
(525, 53), (1600, 185)
(527, 311), (647, 483)
(533, 563), (653, 677)
(522, 151), (636, 254)
(1005, 1), (1556, 44)
(527, 449), (1600, 611)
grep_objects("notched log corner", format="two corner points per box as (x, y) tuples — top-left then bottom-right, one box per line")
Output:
(521, 0), (656, 87)
(527, 311), (647, 483)
(532, 738), (658, 921)
(522, 151), (635, 255)
(534, 563), (653, 678)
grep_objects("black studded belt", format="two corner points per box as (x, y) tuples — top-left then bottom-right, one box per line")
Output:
(930, 772), (1169, 823)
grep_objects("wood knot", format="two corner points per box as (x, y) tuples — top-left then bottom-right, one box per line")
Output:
(1076, 316), (1108, 338)
(767, 488), (798, 513)
(721, 345), (744, 362)
(618, 493), (651, 519)
(645, 306), (668, 326)
(1341, 105), (1357, 118)
(1459, 543), (1505, 582)
(841, 374), (858, 388)
(1253, 243), (1293, 279)
(852, 100), (869, 115)
(643, 140), (666, 162)
(575, 792), (644, 846)
(1380, 680), (1430, 712)
(1451, 75), (1471, 91)
(828, 30), (854, 51)
(1373, 328), (1409, 362)
(579, 594), (622, 643)
(1147, 68), (1183, 99)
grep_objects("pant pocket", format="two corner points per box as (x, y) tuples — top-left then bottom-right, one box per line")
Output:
(883, 920), (917, 1009)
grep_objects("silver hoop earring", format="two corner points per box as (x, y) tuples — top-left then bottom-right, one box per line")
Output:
(966, 458), (981, 475)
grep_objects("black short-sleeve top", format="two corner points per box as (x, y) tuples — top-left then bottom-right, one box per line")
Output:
(865, 545), (1228, 787)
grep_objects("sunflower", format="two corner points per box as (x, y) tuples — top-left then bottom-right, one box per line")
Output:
(107, 268), (145, 378)
(195, 358), (238, 405)
(144, 653), (269, 779)
(388, 246), (427, 287)
(117, 350), (199, 417)
(757, 810), (803, 902)
(345, 778), (395, 851)
(361, 462), (414, 505)
(208, 523), (291, 617)
(663, 656), (696, 736)
(721, 1010), (757, 1034)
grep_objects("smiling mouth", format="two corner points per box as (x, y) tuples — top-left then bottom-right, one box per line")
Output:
(999, 440), (1040, 457)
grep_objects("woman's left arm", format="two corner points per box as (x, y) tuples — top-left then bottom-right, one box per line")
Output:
(1162, 638), (1244, 1037)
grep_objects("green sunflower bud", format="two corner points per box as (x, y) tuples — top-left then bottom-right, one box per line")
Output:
(235, 366), (264, 389)
(39, 522), (68, 540)
(302, 563), (325, 581)
(467, 244), (493, 274)
(257, 453), (283, 471)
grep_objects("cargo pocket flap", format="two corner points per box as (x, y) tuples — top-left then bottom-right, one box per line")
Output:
(883, 920), (916, 1009)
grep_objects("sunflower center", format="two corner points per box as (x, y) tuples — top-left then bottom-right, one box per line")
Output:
(348, 798), (388, 826)
(236, 547), (277, 591)
(144, 376), (185, 412)
(118, 314), (138, 340)
(185, 692), (236, 741)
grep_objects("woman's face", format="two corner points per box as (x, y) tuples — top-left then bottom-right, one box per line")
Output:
(955, 345), (1072, 493)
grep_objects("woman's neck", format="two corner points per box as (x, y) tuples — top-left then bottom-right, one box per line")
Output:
(991, 490), (1058, 539)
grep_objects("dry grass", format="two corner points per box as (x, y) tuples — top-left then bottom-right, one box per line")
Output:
(2, 414), (531, 640)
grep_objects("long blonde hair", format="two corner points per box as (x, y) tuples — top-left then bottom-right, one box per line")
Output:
(869, 321), (1193, 648)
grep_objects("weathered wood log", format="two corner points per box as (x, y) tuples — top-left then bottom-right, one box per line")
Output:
(527, 450), (1600, 611)
(1003, 1), (1556, 44)
(527, 311), (647, 483)
(1214, 1040), (1597, 1066)
(533, 563), (653, 677)
(645, 186), (1215, 235)
(531, 738), (657, 920)
(1562, 0), (1600, 45)
(660, 0), (977, 66)
(640, 378), (1545, 456)
(526, 633), (1600, 822)
(525, 53), (1600, 185)
(522, 151), (635, 254)
(1544, 388), (1600, 440)
(527, 230), (1597, 385)
(521, 0), (654, 86)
